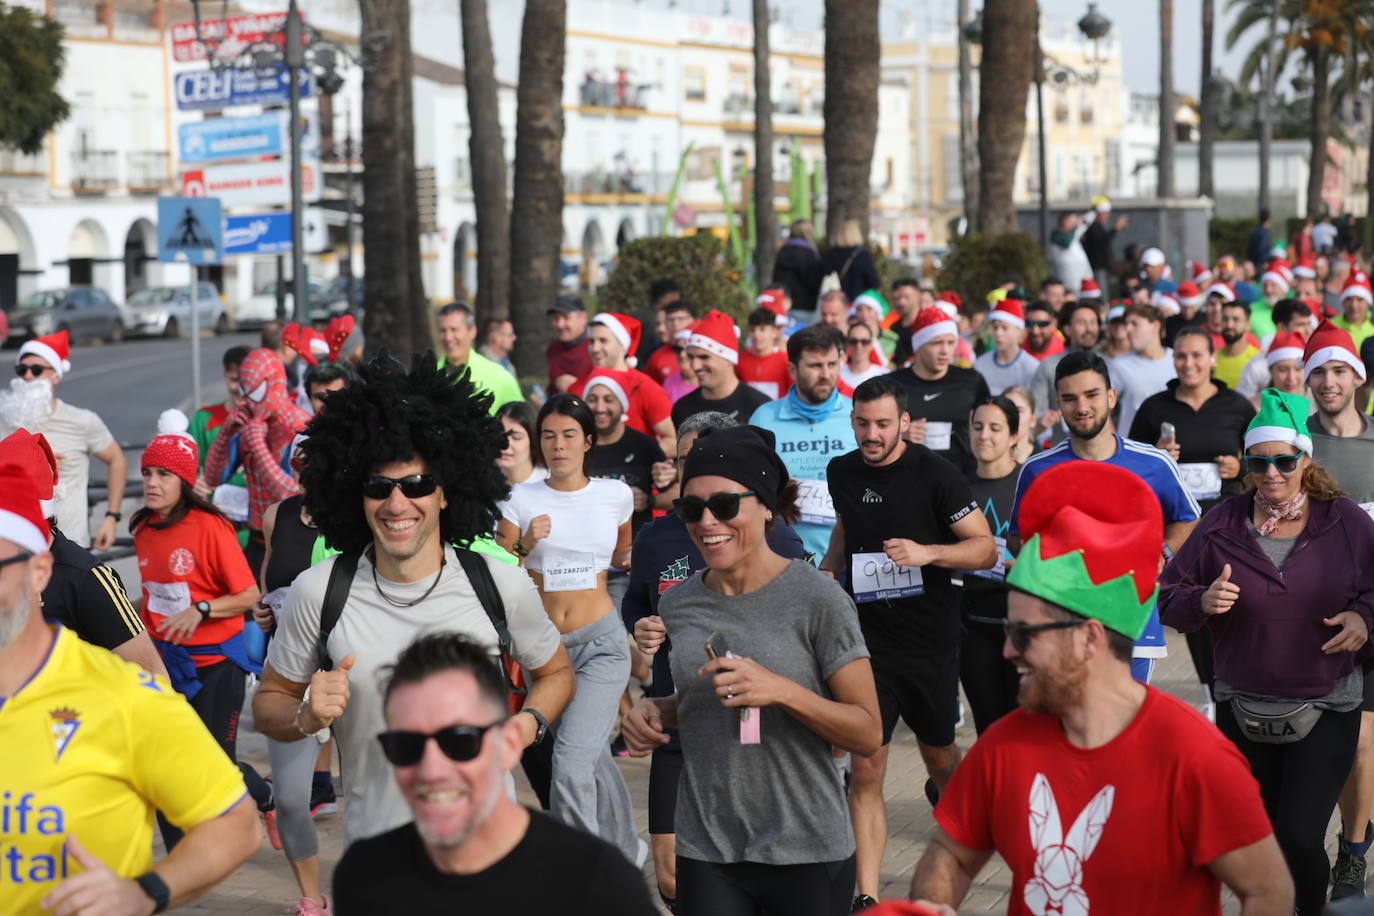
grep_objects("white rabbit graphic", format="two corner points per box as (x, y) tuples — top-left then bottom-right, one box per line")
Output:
(1022, 772), (1115, 916)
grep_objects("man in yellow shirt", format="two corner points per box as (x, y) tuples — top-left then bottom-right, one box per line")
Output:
(1214, 300), (1261, 391)
(0, 463), (259, 916)
(1333, 272), (1374, 353)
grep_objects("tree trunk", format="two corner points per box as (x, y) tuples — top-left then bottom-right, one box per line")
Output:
(1365, 84), (1374, 254)
(1306, 46), (1330, 220)
(753, 0), (776, 288)
(509, 0), (566, 379)
(976, 0), (1037, 234)
(1198, 0), (1214, 198)
(1157, 0), (1175, 198)
(1258, 0), (1278, 214)
(957, 0), (979, 232)
(359, 0), (428, 358)
(460, 0), (510, 321)
(822, 0), (879, 239)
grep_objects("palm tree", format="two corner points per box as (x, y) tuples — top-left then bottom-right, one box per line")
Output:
(1200, 0), (1216, 198)
(822, 0), (879, 238)
(976, 0), (1038, 234)
(359, 0), (429, 357)
(509, 0), (566, 377)
(753, 0), (776, 287)
(1226, 0), (1286, 214)
(1158, 0), (1176, 197)
(460, 0), (510, 321)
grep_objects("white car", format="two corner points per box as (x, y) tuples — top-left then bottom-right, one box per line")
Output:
(124, 283), (229, 337)
(235, 280), (321, 329)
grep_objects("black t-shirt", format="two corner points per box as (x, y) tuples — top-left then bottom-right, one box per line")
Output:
(826, 444), (978, 655)
(891, 318), (915, 366)
(1163, 310), (1206, 348)
(589, 426), (665, 536)
(1127, 379), (1255, 512)
(883, 366), (989, 473)
(961, 468), (1019, 612)
(41, 526), (143, 650)
(333, 812), (657, 916)
(671, 381), (771, 428)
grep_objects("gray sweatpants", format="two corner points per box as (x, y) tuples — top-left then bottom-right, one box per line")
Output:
(266, 733), (321, 861)
(550, 610), (641, 863)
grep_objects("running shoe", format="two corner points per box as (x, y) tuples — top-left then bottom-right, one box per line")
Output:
(1332, 822), (1371, 901)
(259, 807), (282, 851)
(851, 894), (879, 913)
(925, 777), (941, 808)
(293, 895), (332, 916)
(310, 783), (338, 818)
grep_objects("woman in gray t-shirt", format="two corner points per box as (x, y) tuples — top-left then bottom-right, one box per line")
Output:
(622, 425), (880, 916)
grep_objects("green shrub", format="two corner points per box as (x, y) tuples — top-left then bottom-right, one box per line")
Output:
(602, 235), (750, 323)
(936, 233), (1047, 310)
(1209, 218), (1253, 264)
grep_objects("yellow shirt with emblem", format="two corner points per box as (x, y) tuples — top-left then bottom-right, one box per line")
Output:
(0, 626), (247, 915)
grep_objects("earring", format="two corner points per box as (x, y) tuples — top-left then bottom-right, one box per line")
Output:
(766, 512), (774, 521)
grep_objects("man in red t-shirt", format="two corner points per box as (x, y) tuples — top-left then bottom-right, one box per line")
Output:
(546, 295), (593, 393)
(572, 311), (676, 456)
(909, 461), (1291, 915)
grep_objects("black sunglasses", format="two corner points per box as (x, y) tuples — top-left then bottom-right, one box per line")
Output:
(1244, 453), (1305, 474)
(14, 364), (49, 378)
(1025, 320), (1053, 329)
(846, 336), (873, 347)
(967, 615), (1087, 653)
(0, 550), (33, 571)
(363, 474), (439, 500)
(674, 490), (758, 523)
(377, 722), (504, 766)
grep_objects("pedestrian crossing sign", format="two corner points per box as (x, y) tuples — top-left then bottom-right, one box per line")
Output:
(157, 196), (223, 265)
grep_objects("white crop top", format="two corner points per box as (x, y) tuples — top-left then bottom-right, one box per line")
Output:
(499, 477), (633, 575)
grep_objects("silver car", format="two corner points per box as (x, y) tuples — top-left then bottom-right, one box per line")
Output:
(124, 282), (230, 338)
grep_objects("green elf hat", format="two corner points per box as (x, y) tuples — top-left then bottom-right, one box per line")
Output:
(1006, 461), (1164, 640)
(850, 289), (889, 321)
(1244, 387), (1313, 454)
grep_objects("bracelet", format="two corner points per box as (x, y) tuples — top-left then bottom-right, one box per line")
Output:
(512, 540), (529, 558)
(293, 699), (324, 738)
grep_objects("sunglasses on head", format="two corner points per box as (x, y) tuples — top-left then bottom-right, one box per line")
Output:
(1244, 452), (1305, 474)
(673, 490), (758, 523)
(363, 474), (439, 500)
(967, 614), (1088, 653)
(1025, 320), (1053, 329)
(846, 336), (873, 347)
(376, 722), (503, 766)
(14, 364), (49, 378)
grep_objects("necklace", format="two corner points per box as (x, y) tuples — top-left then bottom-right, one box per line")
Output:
(372, 555), (447, 607)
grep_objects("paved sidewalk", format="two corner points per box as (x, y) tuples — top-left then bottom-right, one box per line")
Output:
(166, 631), (1338, 914)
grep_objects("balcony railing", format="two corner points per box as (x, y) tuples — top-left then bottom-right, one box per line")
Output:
(72, 150), (119, 191)
(578, 77), (650, 111)
(127, 151), (170, 191)
(723, 94), (817, 117)
(0, 148), (45, 176)
(565, 169), (674, 197)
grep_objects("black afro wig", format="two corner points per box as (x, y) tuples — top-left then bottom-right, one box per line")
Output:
(297, 350), (511, 554)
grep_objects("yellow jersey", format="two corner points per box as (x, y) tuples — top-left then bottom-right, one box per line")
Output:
(0, 626), (247, 915)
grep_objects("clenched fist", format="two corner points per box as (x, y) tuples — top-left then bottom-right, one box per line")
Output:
(308, 653), (355, 730)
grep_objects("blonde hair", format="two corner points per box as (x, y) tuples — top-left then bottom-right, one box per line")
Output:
(789, 220), (816, 246)
(832, 218), (865, 248)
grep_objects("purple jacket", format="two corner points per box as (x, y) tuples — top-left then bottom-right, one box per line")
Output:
(1160, 493), (1374, 698)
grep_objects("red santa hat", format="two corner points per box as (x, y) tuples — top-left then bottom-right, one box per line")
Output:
(1341, 272), (1373, 305)
(1293, 255), (1317, 279)
(582, 368), (633, 419)
(1189, 260), (1213, 287)
(755, 288), (789, 326)
(1154, 292), (1181, 317)
(1266, 330), (1307, 367)
(1205, 281), (1236, 303)
(684, 309), (741, 365)
(1078, 277), (1101, 299)
(17, 330), (71, 380)
(0, 461), (50, 555)
(1261, 259), (1292, 292)
(591, 312), (644, 367)
(987, 298), (1026, 329)
(937, 290), (963, 311)
(1175, 281), (1204, 309)
(1303, 319), (1367, 385)
(0, 429), (58, 519)
(910, 306), (959, 352)
(141, 409), (200, 489)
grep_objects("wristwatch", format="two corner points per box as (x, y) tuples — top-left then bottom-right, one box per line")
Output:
(135, 871), (170, 913)
(105, 510), (122, 521)
(195, 600), (212, 622)
(525, 708), (550, 746)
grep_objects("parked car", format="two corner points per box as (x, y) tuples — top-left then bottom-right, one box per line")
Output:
(124, 282), (229, 338)
(308, 275), (363, 324)
(4, 286), (125, 344)
(235, 280), (322, 329)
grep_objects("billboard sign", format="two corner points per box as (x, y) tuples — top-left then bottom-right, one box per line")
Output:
(173, 65), (312, 111)
(170, 13), (296, 63)
(180, 159), (321, 208)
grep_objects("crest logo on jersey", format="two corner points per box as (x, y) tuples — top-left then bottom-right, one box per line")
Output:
(861, 488), (883, 504)
(168, 548), (196, 576)
(49, 706), (81, 762)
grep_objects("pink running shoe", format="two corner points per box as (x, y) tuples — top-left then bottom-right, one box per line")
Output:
(293, 896), (332, 916)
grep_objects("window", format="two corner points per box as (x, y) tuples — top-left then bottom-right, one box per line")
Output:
(687, 145), (721, 181)
(684, 67), (707, 102)
(944, 133), (962, 202)
(1105, 138), (1122, 195)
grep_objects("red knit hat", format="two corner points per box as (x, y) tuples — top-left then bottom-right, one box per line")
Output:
(1341, 272), (1373, 306)
(592, 312), (644, 367)
(987, 298), (1026, 329)
(323, 315), (355, 363)
(0, 429), (58, 517)
(910, 306), (959, 352)
(141, 409), (200, 488)
(17, 330), (71, 379)
(684, 309), (741, 365)
(1293, 255), (1317, 279)
(0, 461), (49, 554)
(1303, 319), (1366, 385)
(1078, 278), (1101, 299)
(755, 288), (789, 325)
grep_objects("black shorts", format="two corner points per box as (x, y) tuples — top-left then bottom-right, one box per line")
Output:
(648, 745), (683, 835)
(871, 650), (960, 748)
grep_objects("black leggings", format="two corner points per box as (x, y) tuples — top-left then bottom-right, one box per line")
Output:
(959, 616), (1020, 735)
(1185, 629), (1215, 690)
(1218, 700), (1360, 915)
(676, 855), (856, 916)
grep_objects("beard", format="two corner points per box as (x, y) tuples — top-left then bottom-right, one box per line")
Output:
(0, 378), (55, 439)
(1220, 329), (1244, 346)
(0, 575), (32, 652)
(1066, 411), (1111, 441)
(1018, 651), (1088, 716)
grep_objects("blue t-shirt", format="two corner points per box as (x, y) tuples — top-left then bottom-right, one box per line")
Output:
(750, 391), (854, 562)
(1010, 436), (1200, 657)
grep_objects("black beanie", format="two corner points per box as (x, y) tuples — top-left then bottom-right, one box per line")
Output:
(681, 425), (789, 509)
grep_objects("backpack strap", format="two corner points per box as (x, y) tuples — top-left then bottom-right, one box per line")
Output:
(455, 548), (510, 654)
(315, 550), (361, 672)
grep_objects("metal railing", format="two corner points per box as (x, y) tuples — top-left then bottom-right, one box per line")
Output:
(578, 77), (650, 110)
(0, 147), (46, 175)
(127, 151), (170, 191)
(71, 149), (119, 190)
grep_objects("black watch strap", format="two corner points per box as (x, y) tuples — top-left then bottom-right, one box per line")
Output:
(105, 510), (122, 521)
(135, 871), (170, 913)
(196, 600), (212, 621)
(527, 708), (549, 745)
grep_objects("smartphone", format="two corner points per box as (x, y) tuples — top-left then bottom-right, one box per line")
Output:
(1160, 422), (1176, 442)
(705, 630), (732, 661)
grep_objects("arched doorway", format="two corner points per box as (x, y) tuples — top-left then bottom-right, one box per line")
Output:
(453, 222), (476, 303)
(68, 218), (108, 286)
(124, 219), (155, 296)
(581, 220), (606, 291)
(615, 217), (637, 250)
(0, 208), (37, 311)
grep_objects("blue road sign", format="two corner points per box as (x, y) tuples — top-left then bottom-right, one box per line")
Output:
(158, 197), (223, 265)
(224, 211), (293, 256)
(174, 65), (313, 111)
(178, 112), (287, 163)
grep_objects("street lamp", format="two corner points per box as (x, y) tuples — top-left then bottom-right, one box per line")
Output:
(961, 10), (983, 45)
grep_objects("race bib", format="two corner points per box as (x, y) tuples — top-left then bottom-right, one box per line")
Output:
(212, 483), (250, 522)
(543, 552), (597, 592)
(924, 421), (953, 452)
(851, 551), (925, 603)
(1178, 462), (1222, 501)
(144, 580), (191, 617)
(967, 536), (1008, 582)
(796, 478), (836, 525)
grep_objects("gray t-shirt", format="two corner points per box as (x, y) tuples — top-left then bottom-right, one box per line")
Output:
(1311, 414), (1374, 504)
(267, 544), (562, 844)
(661, 559), (869, 865)
(40, 400), (115, 547)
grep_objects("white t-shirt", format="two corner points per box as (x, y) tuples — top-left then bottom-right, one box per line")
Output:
(1109, 350), (1176, 437)
(840, 363), (887, 390)
(40, 400), (115, 546)
(266, 544), (562, 843)
(499, 477), (633, 575)
(1236, 352), (1273, 401)
(973, 348), (1040, 396)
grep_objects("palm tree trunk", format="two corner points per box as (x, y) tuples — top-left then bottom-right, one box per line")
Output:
(753, 0), (775, 288)
(1365, 84), (1374, 254)
(958, 0), (979, 230)
(1157, 0), (1176, 198)
(509, 0), (566, 378)
(977, 0), (1037, 234)
(1198, 0), (1215, 198)
(1306, 46), (1331, 219)
(460, 0), (510, 321)
(1258, 0), (1278, 214)
(822, 0), (879, 238)
(359, 0), (428, 357)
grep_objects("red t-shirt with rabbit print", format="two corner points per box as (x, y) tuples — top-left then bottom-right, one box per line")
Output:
(935, 688), (1273, 915)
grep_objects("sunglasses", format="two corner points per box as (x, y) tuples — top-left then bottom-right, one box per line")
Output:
(1244, 452), (1305, 474)
(674, 490), (758, 523)
(846, 337), (873, 347)
(14, 364), (49, 378)
(0, 550), (33, 571)
(1025, 320), (1053, 329)
(967, 615), (1088, 653)
(363, 474), (439, 500)
(376, 722), (503, 766)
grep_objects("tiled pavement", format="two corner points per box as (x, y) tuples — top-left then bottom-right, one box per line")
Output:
(164, 630), (1344, 914)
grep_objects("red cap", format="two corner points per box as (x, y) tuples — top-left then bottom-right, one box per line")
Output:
(141, 409), (200, 489)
